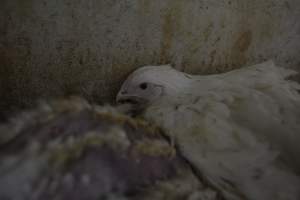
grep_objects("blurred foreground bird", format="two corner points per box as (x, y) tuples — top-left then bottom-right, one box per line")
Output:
(117, 61), (300, 200)
(0, 98), (219, 200)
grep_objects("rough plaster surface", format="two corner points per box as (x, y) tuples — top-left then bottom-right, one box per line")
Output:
(0, 0), (300, 115)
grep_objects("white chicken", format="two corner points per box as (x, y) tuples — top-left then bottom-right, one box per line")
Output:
(117, 61), (300, 200)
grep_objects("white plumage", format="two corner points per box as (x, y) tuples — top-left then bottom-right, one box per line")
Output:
(117, 61), (300, 200)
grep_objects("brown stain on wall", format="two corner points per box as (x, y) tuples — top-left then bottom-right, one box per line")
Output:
(209, 50), (217, 67)
(160, 0), (183, 64)
(231, 30), (253, 66)
(234, 30), (253, 52)
(160, 12), (173, 64)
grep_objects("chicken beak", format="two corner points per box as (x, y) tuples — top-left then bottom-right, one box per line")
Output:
(116, 94), (148, 116)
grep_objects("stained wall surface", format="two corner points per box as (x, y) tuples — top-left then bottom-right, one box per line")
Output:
(0, 0), (299, 114)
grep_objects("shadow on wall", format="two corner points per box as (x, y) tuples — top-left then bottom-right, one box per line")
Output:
(0, 0), (299, 118)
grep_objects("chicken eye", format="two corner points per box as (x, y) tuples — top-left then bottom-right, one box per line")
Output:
(139, 82), (148, 90)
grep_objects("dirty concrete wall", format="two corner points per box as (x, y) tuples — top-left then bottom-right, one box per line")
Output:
(0, 0), (300, 115)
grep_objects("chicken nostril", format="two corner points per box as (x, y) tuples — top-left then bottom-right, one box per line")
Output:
(121, 91), (128, 95)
